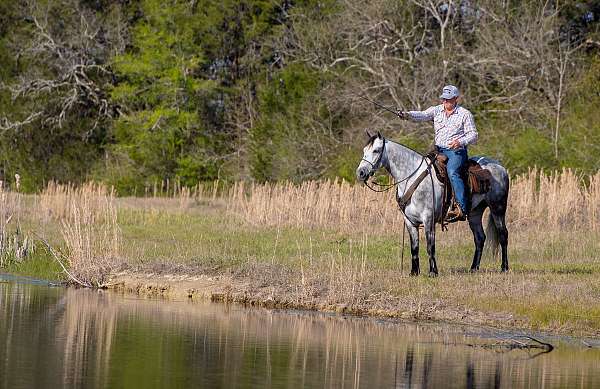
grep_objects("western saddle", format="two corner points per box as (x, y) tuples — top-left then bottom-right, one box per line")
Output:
(426, 151), (493, 224)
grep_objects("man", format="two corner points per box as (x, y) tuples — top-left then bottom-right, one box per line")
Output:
(398, 85), (478, 221)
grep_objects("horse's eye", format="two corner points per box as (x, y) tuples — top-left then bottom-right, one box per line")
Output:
(373, 148), (380, 153)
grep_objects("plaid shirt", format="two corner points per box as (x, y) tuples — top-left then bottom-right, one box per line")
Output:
(408, 105), (478, 148)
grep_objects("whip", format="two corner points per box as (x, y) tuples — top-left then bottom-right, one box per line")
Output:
(355, 93), (404, 118)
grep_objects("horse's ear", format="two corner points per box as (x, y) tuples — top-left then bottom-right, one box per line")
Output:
(365, 129), (373, 138)
(377, 131), (382, 139)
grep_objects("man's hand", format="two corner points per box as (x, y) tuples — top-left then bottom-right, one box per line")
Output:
(448, 139), (462, 149)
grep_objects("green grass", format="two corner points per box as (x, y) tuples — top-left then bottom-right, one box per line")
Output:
(4, 199), (600, 335)
(118, 209), (406, 269)
(124, 206), (600, 334)
(3, 251), (64, 282)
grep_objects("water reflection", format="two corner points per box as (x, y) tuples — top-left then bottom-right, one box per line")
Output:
(0, 278), (599, 388)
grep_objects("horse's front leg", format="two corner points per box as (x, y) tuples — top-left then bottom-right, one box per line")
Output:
(425, 221), (438, 276)
(405, 221), (420, 276)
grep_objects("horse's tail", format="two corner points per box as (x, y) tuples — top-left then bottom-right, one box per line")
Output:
(484, 211), (499, 259)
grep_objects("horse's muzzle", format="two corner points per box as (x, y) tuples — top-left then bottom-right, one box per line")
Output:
(356, 167), (369, 182)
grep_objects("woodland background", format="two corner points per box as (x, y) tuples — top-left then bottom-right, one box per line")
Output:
(0, 0), (599, 193)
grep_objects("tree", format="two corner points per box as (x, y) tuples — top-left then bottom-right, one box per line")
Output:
(0, 0), (124, 188)
(102, 0), (219, 191)
(464, 0), (585, 158)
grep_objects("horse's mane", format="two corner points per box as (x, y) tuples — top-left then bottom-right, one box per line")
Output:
(387, 139), (424, 157)
(365, 135), (424, 157)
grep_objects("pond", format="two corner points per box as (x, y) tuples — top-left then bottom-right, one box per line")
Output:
(0, 273), (599, 388)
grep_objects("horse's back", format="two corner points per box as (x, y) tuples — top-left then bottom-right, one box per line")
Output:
(470, 156), (507, 177)
(470, 155), (501, 167)
(470, 156), (509, 205)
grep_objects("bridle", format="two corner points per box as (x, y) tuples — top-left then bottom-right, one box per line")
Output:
(361, 138), (429, 193)
(360, 138), (386, 177)
(360, 136), (440, 270)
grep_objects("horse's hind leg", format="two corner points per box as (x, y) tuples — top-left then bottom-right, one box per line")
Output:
(406, 221), (420, 276)
(491, 209), (509, 272)
(468, 204), (486, 271)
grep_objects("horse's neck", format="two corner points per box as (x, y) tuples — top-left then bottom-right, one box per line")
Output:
(383, 141), (424, 181)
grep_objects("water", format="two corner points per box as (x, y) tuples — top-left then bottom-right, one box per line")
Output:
(0, 274), (599, 388)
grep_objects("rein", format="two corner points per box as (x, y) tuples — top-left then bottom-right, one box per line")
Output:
(362, 139), (428, 193)
(361, 136), (440, 272)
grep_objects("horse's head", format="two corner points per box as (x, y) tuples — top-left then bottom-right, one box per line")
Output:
(356, 130), (385, 183)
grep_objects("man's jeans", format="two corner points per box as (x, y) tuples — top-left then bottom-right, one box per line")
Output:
(438, 146), (469, 213)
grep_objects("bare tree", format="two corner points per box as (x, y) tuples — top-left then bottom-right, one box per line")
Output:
(0, 0), (127, 133)
(410, 0), (458, 79)
(275, 0), (477, 147)
(463, 0), (584, 157)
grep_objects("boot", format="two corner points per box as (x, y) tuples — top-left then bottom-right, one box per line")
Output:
(445, 206), (466, 223)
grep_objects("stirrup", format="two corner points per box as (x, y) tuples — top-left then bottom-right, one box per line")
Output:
(445, 207), (466, 223)
(445, 214), (466, 223)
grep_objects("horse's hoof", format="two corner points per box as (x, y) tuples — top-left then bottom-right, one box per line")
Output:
(470, 267), (479, 273)
(501, 267), (509, 273)
(410, 270), (420, 276)
(428, 271), (438, 278)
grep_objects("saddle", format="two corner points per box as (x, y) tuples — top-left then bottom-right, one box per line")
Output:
(426, 151), (493, 221)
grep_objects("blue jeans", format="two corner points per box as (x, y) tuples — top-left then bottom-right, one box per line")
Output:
(438, 147), (469, 212)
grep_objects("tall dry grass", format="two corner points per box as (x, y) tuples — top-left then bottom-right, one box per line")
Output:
(226, 179), (404, 232)
(5, 168), (598, 286)
(0, 186), (32, 266)
(511, 168), (600, 230)
(224, 169), (600, 233)
(40, 181), (116, 222)
(136, 178), (222, 209)
(40, 182), (121, 287)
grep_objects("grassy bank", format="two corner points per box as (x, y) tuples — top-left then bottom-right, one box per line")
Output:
(1, 170), (600, 336)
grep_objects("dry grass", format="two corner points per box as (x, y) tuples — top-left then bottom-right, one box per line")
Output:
(40, 181), (115, 222)
(511, 168), (600, 230)
(0, 187), (32, 266)
(225, 168), (600, 233)
(2, 169), (600, 334)
(226, 179), (403, 232)
(39, 182), (121, 287)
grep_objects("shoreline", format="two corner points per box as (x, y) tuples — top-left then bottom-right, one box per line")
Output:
(107, 269), (600, 340)
(3, 268), (600, 343)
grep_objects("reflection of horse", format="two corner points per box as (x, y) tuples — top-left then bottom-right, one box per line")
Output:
(356, 131), (509, 276)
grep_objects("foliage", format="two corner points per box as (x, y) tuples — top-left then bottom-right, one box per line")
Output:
(0, 0), (598, 190)
(558, 56), (600, 174)
(250, 64), (347, 182)
(102, 0), (219, 192)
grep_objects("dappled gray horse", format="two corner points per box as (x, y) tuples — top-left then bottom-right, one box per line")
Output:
(356, 132), (509, 275)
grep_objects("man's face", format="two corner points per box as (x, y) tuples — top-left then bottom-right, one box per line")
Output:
(442, 97), (458, 111)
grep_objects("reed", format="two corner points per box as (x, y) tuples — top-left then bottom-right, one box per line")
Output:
(226, 179), (403, 232)
(40, 182), (121, 287)
(0, 186), (32, 266)
(225, 169), (600, 233)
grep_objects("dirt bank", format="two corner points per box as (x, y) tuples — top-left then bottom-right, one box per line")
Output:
(109, 267), (539, 335)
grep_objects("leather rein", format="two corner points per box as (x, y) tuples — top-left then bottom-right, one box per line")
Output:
(361, 138), (433, 197)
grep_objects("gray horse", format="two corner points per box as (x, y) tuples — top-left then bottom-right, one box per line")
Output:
(356, 131), (509, 276)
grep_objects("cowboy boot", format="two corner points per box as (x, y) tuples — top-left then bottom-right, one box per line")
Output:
(445, 206), (466, 223)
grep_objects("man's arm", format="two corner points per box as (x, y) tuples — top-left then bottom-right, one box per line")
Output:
(460, 111), (478, 146)
(399, 106), (436, 121)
